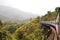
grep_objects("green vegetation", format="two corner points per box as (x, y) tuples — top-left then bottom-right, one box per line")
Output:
(0, 10), (57, 40)
(0, 17), (47, 40)
(41, 11), (57, 21)
(15, 17), (46, 40)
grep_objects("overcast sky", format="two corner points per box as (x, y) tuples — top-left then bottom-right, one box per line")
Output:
(0, 0), (60, 16)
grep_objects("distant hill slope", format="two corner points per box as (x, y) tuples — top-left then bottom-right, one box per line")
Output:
(0, 5), (37, 23)
(41, 11), (57, 21)
(15, 17), (46, 40)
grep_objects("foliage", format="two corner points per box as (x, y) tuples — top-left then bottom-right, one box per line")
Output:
(15, 17), (46, 40)
(41, 11), (57, 21)
(0, 10), (57, 40)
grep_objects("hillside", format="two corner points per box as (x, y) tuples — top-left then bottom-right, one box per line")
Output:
(41, 11), (57, 21)
(15, 17), (46, 40)
(0, 8), (58, 40)
(14, 11), (58, 40)
(0, 5), (37, 23)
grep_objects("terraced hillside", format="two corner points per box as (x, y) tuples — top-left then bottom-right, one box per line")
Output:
(0, 10), (58, 40)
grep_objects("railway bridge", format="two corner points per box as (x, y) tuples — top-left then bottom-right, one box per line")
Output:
(40, 7), (60, 40)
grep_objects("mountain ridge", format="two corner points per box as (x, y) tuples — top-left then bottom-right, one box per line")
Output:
(0, 5), (38, 22)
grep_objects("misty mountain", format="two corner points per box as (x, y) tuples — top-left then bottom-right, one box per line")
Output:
(0, 5), (37, 22)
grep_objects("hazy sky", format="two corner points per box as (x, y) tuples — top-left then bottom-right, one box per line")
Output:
(0, 0), (60, 16)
